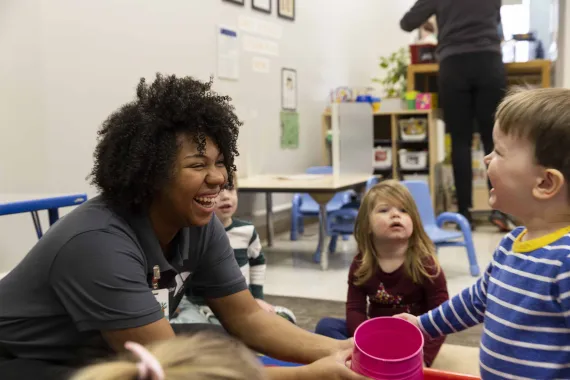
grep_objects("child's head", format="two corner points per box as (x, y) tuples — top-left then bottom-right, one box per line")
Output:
(485, 88), (570, 222)
(215, 176), (238, 224)
(72, 332), (265, 380)
(353, 180), (437, 285)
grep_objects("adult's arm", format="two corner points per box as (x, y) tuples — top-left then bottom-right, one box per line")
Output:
(208, 290), (341, 364)
(400, 0), (436, 32)
(208, 291), (365, 380)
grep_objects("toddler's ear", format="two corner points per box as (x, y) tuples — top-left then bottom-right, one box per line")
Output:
(533, 168), (565, 200)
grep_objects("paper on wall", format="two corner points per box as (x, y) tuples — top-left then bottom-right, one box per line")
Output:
(280, 111), (299, 149)
(238, 15), (283, 39)
(217, 25), (240, 80)
(252, 57), (270, 73)
(243, 35), (279, 56)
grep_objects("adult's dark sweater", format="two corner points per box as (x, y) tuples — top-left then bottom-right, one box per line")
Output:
(346, 254), (449, 367)
(400, 0), (502, 62)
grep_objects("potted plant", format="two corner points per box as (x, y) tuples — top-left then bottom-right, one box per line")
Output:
(372, 47), (409, 110)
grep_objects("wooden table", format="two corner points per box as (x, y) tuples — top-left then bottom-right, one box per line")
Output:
(237, 174), (372, 270)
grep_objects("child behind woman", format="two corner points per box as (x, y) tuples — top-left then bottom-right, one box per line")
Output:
(315, 180), (449, 367)
(72, 332), (266, 380)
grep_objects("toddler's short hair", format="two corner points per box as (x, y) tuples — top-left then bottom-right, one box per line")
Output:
(496, 87), (570, 195)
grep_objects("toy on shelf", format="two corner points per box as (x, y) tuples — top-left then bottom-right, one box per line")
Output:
(405, 91), (419, 109)
(399, 118), (427, 141)
(330, 87), (353, 103)
(416, 93), (431, 110)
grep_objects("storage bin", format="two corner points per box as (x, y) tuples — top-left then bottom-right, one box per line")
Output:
(399, 118), (427, 141)
(409, 43), (437, 64)
(399, 150), (427, 170)
(373, 146), (392, 169)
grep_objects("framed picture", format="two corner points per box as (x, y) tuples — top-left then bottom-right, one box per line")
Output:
(222, 0), (245, 5)
(281, 68), (297, 111)
(252, 0), (272, 14)
(277, 0), (295, 21)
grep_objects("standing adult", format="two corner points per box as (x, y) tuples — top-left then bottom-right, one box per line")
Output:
(401, 0), (512, 230)
(0, 74), (365, 380)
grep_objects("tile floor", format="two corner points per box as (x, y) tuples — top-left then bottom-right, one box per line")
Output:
(263, 224), (503, 376)
(264, 224), (504, 301)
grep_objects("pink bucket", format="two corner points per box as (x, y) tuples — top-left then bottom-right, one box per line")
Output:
(352, 317), (424, 380)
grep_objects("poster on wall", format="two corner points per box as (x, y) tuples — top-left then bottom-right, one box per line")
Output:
(281, 68), (297, 110)
(217, 26), (240, 81)
(280, 111), (299, 149)
(252, 57), (270, 73)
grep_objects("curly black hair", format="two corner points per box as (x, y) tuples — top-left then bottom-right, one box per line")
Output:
(90, 73), (241, 213)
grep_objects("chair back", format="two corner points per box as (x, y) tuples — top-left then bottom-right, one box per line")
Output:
(402, 181), (437, 227)
(365, 176), (379, 192)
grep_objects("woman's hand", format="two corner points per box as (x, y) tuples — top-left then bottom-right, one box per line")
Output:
(300, 348), (370, 380)
(394, 313), (420, 329)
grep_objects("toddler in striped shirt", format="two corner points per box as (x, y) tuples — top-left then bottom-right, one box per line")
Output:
(397, 87), (570, 379)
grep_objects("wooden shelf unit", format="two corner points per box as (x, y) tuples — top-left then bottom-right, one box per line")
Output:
(406, 59), (552, 212)
(322, 109), (437, 204)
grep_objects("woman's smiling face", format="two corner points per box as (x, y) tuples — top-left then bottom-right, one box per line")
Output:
(156, 134), (227, 227)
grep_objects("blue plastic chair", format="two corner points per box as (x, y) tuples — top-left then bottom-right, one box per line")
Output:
(290, 166), (352, 241)
(402, 180), (480, 277)
(313, 176), (380, 263)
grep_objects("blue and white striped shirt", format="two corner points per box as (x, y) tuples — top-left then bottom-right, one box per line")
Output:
(419, 226), (570, 379)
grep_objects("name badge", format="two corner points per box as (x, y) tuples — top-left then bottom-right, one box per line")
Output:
(152, 288), (170, 321)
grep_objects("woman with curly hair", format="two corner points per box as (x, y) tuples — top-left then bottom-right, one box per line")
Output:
(0, 74), (363, 380)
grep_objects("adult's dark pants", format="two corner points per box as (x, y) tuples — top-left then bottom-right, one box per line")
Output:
(439, 51), (506, 215)
(0, 323), (225, 380)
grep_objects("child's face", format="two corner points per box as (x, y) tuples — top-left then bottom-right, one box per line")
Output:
(368, 200), (413, 242)
(484, 124), (540, 218)
(215, 188), (238, 221)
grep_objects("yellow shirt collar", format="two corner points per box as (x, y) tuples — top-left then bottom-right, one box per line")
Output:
(513, 225), (570, 253)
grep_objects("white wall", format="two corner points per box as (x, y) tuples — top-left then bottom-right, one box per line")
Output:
(529, 0), (552, 53)
(0, 0), (415, 272)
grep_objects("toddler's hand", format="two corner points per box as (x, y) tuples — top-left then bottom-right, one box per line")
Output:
(393, 313), (420, 329)
(255, 299), (276, 313)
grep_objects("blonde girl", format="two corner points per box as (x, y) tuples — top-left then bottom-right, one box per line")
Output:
(72, 332), (266, 380)
(315, 180), (449, 367)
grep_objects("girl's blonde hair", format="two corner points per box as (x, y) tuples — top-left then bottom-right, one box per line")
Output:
(353, 180), (439, 286)
(72, 332), (266, 380)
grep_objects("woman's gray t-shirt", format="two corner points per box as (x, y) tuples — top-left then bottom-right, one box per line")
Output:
(0, 196), (247, 365)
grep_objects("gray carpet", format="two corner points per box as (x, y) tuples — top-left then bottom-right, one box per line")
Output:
(265, 295), (482, 348)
